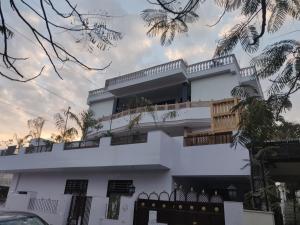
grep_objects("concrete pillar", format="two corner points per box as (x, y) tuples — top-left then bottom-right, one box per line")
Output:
(181, 83), (189, 102)
(224, 201), (244, 225)
(112, 98), (119, 114)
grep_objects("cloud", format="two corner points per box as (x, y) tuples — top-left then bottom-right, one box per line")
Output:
(165, 44), (212, 62)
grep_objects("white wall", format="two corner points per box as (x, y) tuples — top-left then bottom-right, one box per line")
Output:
(172, 139), (250, 176)
(0, 132), (249, 177)
(6, 170), (173, 225)
(89, 99), (114, 119)
(0, 131), (174, 171)
(191, 73), (239, 101)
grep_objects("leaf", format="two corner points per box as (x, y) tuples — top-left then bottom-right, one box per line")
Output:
(251, 40), (298, 79)
(241, 0), (260, 16)
(54, 113), (65, 132)
(267, 0), (288, 33)
(214, 24), (240, 56)
(239, 25), (259, 53)
(214, 0), (243, 11)
(231, 84), (259, 99)
(268, 60), (294, 95)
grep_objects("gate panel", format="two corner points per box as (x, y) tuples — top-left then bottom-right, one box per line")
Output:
(134, 199), (225, 225)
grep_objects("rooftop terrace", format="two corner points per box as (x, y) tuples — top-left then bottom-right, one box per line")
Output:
(87, 54), (257, 104)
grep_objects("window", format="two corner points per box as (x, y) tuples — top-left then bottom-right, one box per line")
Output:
(64, 180), (88, 195)
(107, 194), (121, 220)
(107, 180), (134, 196)
(106, 180), (134, 220)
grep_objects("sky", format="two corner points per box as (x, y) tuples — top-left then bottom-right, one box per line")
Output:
(0, 0), (300, 144)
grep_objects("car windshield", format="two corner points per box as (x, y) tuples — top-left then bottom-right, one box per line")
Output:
(0, 217), (46, 225)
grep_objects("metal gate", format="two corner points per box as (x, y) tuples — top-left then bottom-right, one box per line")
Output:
(66, 196), (92, 225)
(133, 191), (225, 225)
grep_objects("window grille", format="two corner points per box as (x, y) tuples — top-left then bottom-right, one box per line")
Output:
(107, 180), (133, 196)
(64, 180), (88, 195)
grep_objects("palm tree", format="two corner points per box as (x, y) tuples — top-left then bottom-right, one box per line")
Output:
(13, 133), (31, 150)
(52, 109), (78, 143)
(66, 109), (101, 140)
(27, 116), (45, 146)
(126, 97), (156, 132)
(231, 85), (292, 211)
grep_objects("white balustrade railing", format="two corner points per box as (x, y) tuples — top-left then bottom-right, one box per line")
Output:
(240, 66), (256, 77)
(107, 59), (185, 86)
(89, 88), (107, 96)
(187, 55), (235, 74)
(88, 55), (249, 98)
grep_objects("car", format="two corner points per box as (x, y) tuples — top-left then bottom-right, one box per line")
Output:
(0, 212), (49, 225)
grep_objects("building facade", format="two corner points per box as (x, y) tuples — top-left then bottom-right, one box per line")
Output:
(0, 55), (274, 225)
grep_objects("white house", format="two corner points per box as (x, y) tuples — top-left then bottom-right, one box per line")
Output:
(0, 55), (274, 225)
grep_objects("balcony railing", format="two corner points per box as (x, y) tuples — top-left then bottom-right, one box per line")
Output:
(98, 100), (211, 122)
(106, 59), (186, 86)
(88, 87), (107, 96)
(25, 144), (53, 154)
(111, 133), (148, 146)
(184, 132), (233, 146)
(64, 139), (100, 150)
(187, 55), (235, 74)
(240, 66), (256, 77)
(0, 146), (17, 156)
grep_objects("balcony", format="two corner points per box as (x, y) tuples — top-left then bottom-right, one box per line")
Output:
(0, 131), (175, 172)
(87, 55), (260, 105)
(239, 66), (256, 82)
(104, 59), (187, 95)
(25, 144), (53, 154)
(87, 88), (114, 104)
(187, 55), (239, 80)
(64, 139), (100, 150)
(184, 132), (233, 146)
(111, 133), (147, 145)
(94, 100), (211, 134)
(0, 146), (17, 156)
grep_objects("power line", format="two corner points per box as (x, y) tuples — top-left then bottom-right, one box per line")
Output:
(0, 63), (84, 110)
(34, 82), (85, 110)
(6, 24), (100, 87)
(0, 99), (54, 122)
(4, 24), (87, 110)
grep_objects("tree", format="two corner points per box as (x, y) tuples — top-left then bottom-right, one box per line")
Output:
(0, 0), (122, 82)
(143, 1), (300, 106)
(67, 109), (102, 140)
(52, 109), (78, 142)
(251, 40), (300, 110)
(231, 85), (296, 213)
(274, 119), (300, 140)
(0, 139), (13, 148)
(27, 116), (45, 146)
(143, 0), (300, 51)
(126, 97), (156, 132)
(13, 133), (31, 149)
